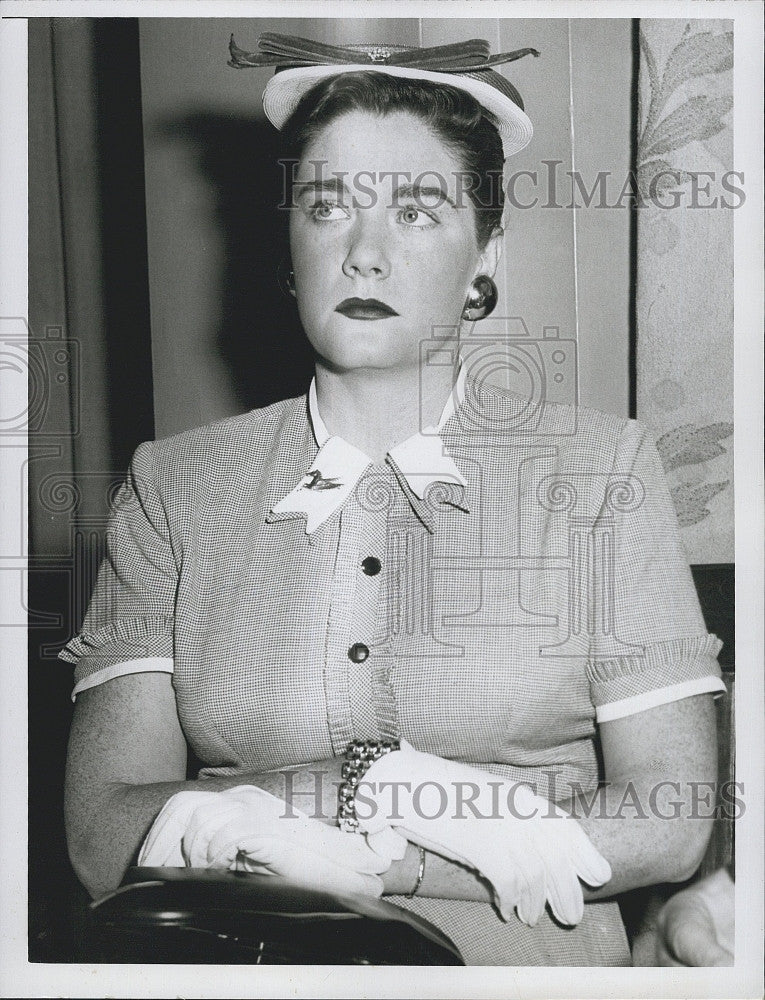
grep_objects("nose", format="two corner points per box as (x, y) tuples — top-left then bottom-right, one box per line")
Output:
(342, 212), (391, 281)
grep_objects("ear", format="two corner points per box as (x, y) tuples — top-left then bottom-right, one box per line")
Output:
(477, 227), (504, 280)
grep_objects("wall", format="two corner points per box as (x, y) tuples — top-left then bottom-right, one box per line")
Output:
(27, 19), (155, 959)
(636, 19), (734, 565)
(138, 17), (633, 438)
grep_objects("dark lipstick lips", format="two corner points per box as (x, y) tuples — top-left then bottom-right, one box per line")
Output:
(335, 298), (399, 319)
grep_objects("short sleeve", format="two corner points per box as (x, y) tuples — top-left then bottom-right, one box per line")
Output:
(586, 420), (724, 719)
(59, 441), (177, 696)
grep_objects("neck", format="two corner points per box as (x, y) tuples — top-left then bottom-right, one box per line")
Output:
(313, 362), (457, 463)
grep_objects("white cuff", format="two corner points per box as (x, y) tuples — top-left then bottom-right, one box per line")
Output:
(71, 656), (174, 701)
(595, 675), (727, 723)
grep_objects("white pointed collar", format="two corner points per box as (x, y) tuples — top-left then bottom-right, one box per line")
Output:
(270, 367), (467, 534)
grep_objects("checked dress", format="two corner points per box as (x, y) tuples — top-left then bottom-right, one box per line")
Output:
(61, 377), (723, 965)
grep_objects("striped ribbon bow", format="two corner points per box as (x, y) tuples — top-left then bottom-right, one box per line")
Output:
(228, 32), (539, 71)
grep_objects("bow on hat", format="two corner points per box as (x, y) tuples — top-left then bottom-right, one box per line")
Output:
(229, 32), (539, 72)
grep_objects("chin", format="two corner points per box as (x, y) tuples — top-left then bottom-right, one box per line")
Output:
(316, 348), (412, 375)
(309, 324), (413, 373)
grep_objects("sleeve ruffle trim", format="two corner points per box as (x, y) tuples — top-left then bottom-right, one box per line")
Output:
(58, 615), (174, 664)
(586, 633), (722, 684)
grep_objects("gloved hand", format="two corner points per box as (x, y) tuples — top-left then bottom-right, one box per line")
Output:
(138, 784), (406, 898)
(356, 740), (612, 926)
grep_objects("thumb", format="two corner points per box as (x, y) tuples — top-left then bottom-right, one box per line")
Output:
(365, 826), (408, 863)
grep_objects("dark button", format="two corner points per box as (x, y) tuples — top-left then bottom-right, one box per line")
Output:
(361, 556), (381, 576)
(348, 643), (370, 663)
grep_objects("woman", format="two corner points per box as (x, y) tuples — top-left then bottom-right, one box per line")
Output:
(62, 33), (725, 966)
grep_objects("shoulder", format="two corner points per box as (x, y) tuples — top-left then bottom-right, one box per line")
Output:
(134, 395), (309, 480)
(457, 381), (664, 518)
(459, 377), (648, 459)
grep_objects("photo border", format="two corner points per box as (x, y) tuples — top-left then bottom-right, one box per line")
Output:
(1, 1), (762, 997)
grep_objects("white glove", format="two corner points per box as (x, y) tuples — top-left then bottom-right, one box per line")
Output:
(356, 740), (612, 926)
(139, 785), (405, 898)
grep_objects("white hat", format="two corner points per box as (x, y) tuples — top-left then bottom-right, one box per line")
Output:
(230, 34), (538, 159)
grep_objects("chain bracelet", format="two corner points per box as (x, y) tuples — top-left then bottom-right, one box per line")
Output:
(337, 738), (401, 833)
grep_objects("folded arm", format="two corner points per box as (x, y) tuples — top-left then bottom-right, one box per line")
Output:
(64, 671), (484, 900)
(380, 699), (717, 914)
(567, 692), (718, 899)
(66, 671), (716, 910)
(65, 672), (343, 898)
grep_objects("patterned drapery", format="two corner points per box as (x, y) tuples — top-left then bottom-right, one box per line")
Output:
(636, 19), (734, 564)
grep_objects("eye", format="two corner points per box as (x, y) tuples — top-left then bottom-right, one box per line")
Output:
(397, 206), (437, 228)
(310, 201), (349, 222)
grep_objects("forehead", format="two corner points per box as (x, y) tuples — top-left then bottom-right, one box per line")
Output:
(295, 109), (464, 188)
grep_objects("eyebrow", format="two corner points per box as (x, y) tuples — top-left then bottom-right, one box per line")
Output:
(291, 178), (458, 210)
(292, 178), (348, 199)
(394, 183), (457, 210)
